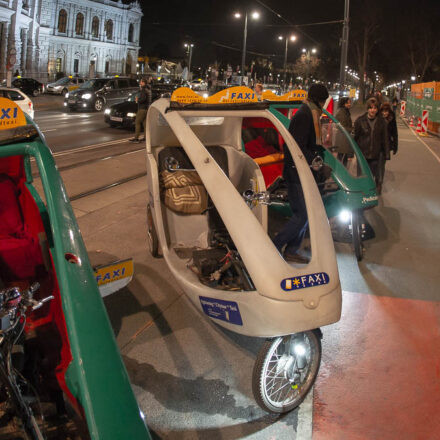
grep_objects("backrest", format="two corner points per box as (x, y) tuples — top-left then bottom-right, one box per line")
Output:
(0, 174), (23, 236)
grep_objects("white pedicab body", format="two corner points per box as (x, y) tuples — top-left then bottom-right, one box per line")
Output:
(145, 88), (342, 413)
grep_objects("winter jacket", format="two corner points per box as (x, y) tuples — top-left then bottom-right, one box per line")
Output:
(354, 113), (389, 161)
(138, 84), (152, 110)
(384, 111), (398, 154)
(335, 107), (353, 155)
(284, 102), (321, 183)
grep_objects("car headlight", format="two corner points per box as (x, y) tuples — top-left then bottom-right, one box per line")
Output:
(127, 112), (136, 117)
(104, 108), (111, 114)
(65, 92), (69, 98)
(82, 93), (92, 99)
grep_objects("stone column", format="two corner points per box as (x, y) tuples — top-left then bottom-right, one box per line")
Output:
(21, 28), (28, 74)
(0, 22), (9, 80)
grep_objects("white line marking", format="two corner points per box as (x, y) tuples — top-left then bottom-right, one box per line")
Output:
(403, 119), (440, 164)
(42, 129), (57, 133)
(297, 386), (313, 440)
(52, 138), (132, 157)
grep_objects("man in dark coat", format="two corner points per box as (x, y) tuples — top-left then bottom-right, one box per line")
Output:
(354, 98), (389, 194)
(381, 102), (398, 155)
(273, 83), (329, 263)
(130, 77), (152, 143)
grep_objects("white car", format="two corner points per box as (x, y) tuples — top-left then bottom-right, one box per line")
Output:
(0, 87), (34, 119)
(189, 79), (208, 91)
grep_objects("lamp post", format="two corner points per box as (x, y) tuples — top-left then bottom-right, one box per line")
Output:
(302, 47), (317, 85)
(184, 43), (194, 81)
(234, 11), (260, 85)
(278, 34), (297, 91)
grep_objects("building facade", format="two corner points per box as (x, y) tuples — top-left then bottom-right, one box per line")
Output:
(0, 0), (142, 82)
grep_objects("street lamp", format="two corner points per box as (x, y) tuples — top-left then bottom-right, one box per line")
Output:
(184, 43), (194, 80)
(301, 48), (317, 85)
(278, 34), (297, 90)
(234, 11), (260, 85)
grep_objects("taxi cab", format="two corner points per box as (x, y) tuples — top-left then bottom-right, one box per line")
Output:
(46, 76), (86, 96)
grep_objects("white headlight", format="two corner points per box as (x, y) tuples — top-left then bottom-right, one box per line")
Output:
(54, 86), (61, 90)
(339, 209), (351, 223)
(65, 92), (69, 98)
(82, 93), (92, 99)
(127, 112), (136, 117)
(104, 108), (111, 114)
(203, 93), (208, 98)
(294, 344), (306, 356)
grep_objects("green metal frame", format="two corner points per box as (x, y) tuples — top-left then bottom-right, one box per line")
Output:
(267, 103), (378, 217)
(0, 116), (151, 439)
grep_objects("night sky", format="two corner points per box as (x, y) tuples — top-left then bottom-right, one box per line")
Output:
(138, 0), (440, 82)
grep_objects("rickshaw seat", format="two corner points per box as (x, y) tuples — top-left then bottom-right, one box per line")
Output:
(0, 174), (43, 280)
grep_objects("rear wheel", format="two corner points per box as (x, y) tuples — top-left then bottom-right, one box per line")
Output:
(147, 204), (159, 258)
(252, 331), (321, 414)
(94, 98), (104, 112)
(32, 89), (40, 97)
(352, 210), (363, 261)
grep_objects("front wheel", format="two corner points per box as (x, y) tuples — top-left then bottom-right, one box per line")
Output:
(352, 210), (363, 261)
(252, 331), (321, 414)
(32, 89), (40, 97)
(94, 98), (104, 112)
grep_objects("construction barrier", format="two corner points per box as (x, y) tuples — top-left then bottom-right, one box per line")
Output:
(421, 110), (429, 134)
(400, 101), (406, 116)
(406, 81), (440, 134)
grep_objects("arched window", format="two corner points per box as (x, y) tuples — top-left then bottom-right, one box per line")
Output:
(128, 23), (134, 43)
(75, 13), (84, 35)
(105, 19), (113, 40)
(58, 9), (67, 33)
(91, 16), (99, 38)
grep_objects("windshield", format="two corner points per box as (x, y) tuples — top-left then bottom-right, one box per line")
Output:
(54, 78), (70, 85)
(127, 92), (140, 102)
(80, 79), (108, 90)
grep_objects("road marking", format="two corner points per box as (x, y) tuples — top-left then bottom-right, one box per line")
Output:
(42, 129), (57, 133)
(403, 119), (440, 164)
(52, 137), (133, 157)
(297, 386), (313, 440)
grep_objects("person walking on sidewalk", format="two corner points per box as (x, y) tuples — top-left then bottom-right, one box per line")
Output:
(335, 97), (353, 166)
(273, 83), (329, 263)
(354, 98), (389, 194)
(381, 102), (398, 156)
(130, 77), (152, 143)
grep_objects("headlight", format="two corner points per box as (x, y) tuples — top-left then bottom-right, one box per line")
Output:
(54, 86), (61, 90)
(82, 93), (92, 99)
(203, 93), (208, 98)
(104, 108), (111, 114)
(339, 209), (351, 223)
(65, 92), (69, 98)
(127, 112), (136, 117)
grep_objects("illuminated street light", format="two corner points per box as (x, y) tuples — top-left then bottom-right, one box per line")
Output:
(184, 43), (194, 79)
(302, 48), (318, 84)
(234, 11), (260, 85)
(278, 34), (297, 89)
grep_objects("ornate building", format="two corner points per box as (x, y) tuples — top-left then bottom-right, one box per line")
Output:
(0, 0), (142, 82)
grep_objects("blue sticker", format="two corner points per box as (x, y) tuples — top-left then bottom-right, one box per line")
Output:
(281, 272), (330, 291)
(199, 296), (243, 326)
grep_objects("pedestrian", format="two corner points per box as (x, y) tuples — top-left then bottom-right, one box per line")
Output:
(273, 83), (329, 263)
(354, 98), (389, 194)
(381, 102), (398, 156)
(130, 77), (152, 143)
(334, 97), (353, 165)
(254, 83), (263, 100)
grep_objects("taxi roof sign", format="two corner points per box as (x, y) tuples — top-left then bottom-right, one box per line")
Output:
(171, 86), (258, 105)
(0, 97), (27, 131)
(262, 89), (307, 101)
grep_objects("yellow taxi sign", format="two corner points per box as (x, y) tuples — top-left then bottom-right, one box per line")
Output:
(17, 75), (21, 78)
(262, 89), (307, 101)
(94, 258), (133, 287)
(171, 86), (258, 105)
(68, 75), (73, 78)
(0, 97), (27, 130)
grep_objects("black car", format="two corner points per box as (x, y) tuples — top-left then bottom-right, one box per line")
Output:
(104, 84), (178, 128)
(10, 78), (44, 97)
(64, 77), (139, 112)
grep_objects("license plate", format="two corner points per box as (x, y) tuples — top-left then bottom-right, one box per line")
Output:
(68, 99), (75, 103)
(110, 116), (123, 122)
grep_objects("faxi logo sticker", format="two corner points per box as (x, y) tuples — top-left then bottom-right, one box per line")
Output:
(281, 272), (330, 291)
(0, 98), (27, 130)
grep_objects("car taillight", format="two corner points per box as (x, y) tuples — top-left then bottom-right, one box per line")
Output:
(29, 101), (32, 109)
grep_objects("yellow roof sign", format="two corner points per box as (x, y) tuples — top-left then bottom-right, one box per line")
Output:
(262, 89), (308, 101)
(171, 86), (258, 105)
(0, 97), (27, 130)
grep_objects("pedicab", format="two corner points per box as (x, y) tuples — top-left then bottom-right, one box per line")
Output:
(243, 89), (379, 261)
(0, 97), (151, 439)
(144, 87), (342, 413)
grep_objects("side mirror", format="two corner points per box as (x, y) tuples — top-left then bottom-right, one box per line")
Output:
(311, 155), (324, 171)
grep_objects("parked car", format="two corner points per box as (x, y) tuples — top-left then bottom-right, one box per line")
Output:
(104, 83), (178, 128)
(4, 77), (44, 97)
(189, 79), (208, 91)
(65, 77), (139, 112)
(263, 84), (283, 95)
(46, 76), (86, 96)
(0, 87), (34, 119)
